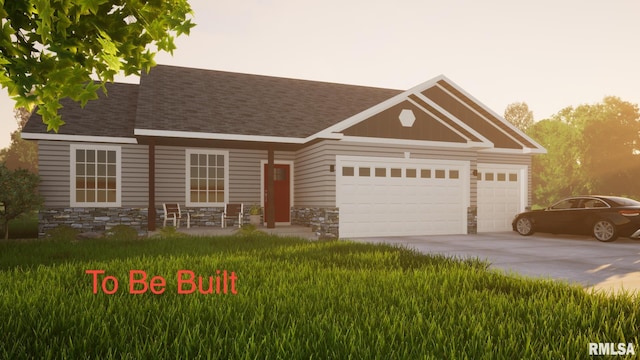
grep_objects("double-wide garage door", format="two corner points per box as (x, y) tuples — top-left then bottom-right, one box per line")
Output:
(336, 156), (469, 238)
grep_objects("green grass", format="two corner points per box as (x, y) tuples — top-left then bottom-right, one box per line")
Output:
(0, 234), (638, 359)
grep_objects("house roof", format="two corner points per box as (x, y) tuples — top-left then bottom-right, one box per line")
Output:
(134, 65), (402, 139)
(22, 64), (545, 153)
(23, 82), (138, 142)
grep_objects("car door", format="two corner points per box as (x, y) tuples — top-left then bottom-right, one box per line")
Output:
(578, 198), (611, 234)
(536, 198), (582, 234)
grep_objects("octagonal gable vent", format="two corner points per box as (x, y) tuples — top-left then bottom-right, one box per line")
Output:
(398, 109), (416, 127)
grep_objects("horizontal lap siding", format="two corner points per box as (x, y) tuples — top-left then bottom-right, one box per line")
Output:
(38, 140), (530, 212)
(155, 146), (185, 205)
(155, 146), (294, 207)
(38, 141), (149, 207)
(295, 142), (336, 208)
(229, 149), (294, 205)
(121, 144), (148, 207)
(295, 140), (478, 208)
(229, 149), (262, 204)
(38, 141), (70, 207)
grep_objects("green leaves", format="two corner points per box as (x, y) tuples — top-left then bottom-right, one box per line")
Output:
(528, 98), (640, 205)
(96, 30), (122, 72)
(77, 0), (109, 15)
(0, 0), (195, 132)
(0, 163), (42, 239)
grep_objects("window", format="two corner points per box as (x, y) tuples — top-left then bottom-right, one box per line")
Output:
(406, 168), (417, 178)
(375, 168), (386, 177)
(359, 167), (371, 177)
(390, 168), (402, 178)
(583, 199), (608, 209)
(449, 170), (459, 179)
(435, 169), (446, 179)
(421, 169), (431, 178)
(186, 150), (228, 206)
(550, 199), (579, 210)
(509, 173), (518, 182)
(71, 144), (121, 207)
(342, 167), (355, 176)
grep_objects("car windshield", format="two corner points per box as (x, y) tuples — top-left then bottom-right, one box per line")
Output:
(606, 197), (640, 207)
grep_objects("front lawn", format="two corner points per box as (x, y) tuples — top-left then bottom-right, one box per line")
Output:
(0, 234), (637, 359)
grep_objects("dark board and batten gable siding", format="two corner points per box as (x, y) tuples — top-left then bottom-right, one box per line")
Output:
(342, 101), (467, 143)
(422, 86), (523, 149)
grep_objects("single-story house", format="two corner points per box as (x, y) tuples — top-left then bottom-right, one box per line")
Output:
(22, 64), (545, 238)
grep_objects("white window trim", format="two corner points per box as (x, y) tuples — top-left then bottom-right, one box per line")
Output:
(185, 149), (230, 207)
(70, 144), (122, 207)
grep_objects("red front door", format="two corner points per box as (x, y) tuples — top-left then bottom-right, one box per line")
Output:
(264, 164), (290, 223)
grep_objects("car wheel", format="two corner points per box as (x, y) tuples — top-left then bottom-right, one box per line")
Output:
(515, 217), (534, 236)
(593, 220), (618, 242)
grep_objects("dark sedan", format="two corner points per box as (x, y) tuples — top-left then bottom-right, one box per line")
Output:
(512, 196), (640, 242)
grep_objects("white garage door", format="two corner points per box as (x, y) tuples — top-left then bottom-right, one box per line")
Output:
(336, 156), (469, 238)
(477, 164), (527, 232)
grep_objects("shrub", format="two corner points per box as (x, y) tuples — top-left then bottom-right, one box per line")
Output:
(153, 226), (184, 239)
(0, 212), (38, 239)
(234, 223), (267, 237)
(45, 225), (79, 242)
(105, 225), (138, 240)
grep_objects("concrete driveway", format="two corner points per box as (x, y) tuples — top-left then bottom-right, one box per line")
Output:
(351, 232), (640, 295)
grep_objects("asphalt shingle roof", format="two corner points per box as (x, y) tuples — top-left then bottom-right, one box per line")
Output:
(24, 65), (402, 141)
(23, 82), (138, 138)
(135, 65), (402, 138)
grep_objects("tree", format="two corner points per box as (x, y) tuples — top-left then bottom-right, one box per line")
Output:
(0, 0), (195, 132)
(504, 102), (534, 131)
(528, 97), (640, 205)
(0, 163), (42, 239)
(0, 107), (37, 172)
(551, 97), (640, 198)
(527, 119), (584, 206)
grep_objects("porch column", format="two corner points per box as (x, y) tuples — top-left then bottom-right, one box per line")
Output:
(266, 146), (275, 228)
(148, 140), (156, 231)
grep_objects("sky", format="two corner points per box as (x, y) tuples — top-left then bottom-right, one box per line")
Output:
(1, 0), (639, 149)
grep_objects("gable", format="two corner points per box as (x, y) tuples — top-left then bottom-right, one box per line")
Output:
(424, 81), (540, 149)
(317, 75), (545, 153)
(342, 100), (467, 143)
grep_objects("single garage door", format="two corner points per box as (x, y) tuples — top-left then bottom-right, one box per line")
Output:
(477, 164), (527, 232)
(336, 156), (469, 238)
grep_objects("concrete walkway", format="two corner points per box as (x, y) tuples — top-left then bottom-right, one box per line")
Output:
(351, 232), (640, 295)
